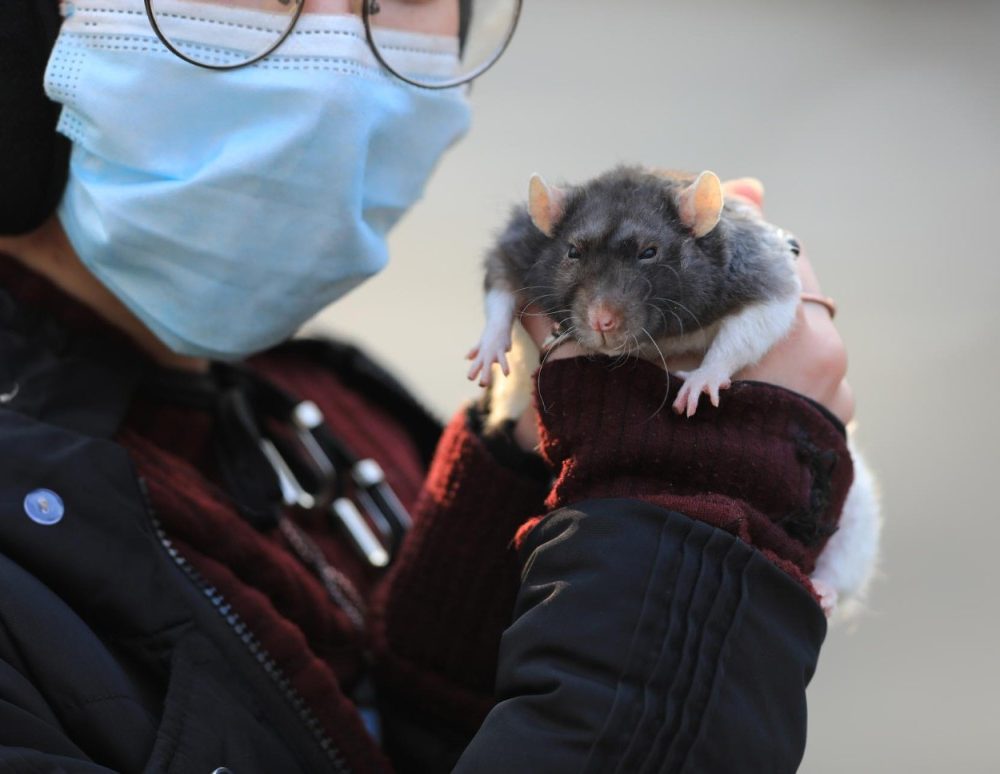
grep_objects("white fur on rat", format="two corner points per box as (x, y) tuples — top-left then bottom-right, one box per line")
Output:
(810, 439), (883, 621)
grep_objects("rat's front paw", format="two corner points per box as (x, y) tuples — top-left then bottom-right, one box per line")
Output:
(466, 333), (511, 387)
(672, 367), (732, 417)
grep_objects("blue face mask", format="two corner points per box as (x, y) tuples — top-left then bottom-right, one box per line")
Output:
(44, 0), (471, 360)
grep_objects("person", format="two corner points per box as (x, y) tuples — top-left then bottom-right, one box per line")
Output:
(0, 0), (855, 772)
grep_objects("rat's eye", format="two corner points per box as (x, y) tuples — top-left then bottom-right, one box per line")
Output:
(567, 245), (582, 260)
(639, 246), (658, 261)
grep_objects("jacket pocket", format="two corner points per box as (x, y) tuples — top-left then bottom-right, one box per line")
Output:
(143, 632), (311, 774)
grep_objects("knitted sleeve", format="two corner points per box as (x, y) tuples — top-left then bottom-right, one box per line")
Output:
(526, 356), (853, 588)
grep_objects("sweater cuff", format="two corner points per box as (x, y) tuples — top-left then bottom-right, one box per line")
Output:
(369, 406), (550, 731)
(532, 356), (853, 583)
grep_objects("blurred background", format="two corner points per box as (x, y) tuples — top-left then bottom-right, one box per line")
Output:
(314, 1), (1000, 770)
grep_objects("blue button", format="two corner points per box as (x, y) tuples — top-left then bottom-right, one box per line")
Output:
(24, 489), (65, 526)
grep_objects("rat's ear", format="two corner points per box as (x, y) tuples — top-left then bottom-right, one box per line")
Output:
(528, 174), (567, 237)
(677, 171), (724, 238)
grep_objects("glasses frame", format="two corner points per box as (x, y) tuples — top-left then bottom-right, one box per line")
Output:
(143, 0), (523, 89)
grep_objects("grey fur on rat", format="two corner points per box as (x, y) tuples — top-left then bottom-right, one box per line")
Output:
(468, 165), (802, 419)
(486, 165), (797, 344)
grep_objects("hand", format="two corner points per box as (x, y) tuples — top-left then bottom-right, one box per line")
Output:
(513, 178), (853, 452)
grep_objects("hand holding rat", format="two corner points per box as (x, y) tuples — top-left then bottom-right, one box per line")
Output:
(513, 179), (853, 452)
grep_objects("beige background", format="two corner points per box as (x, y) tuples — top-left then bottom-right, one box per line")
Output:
(314, 1), (1000, 770)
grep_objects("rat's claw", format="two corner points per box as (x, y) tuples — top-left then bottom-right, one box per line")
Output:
(708, 377), (731, 407)
(672, 376), (701, 416)
(672, 384), (695, 416)
(673, 367), (732, 417)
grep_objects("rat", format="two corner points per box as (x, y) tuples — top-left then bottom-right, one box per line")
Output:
(466, 165), (802, 417)
(467, 165), (882, 619)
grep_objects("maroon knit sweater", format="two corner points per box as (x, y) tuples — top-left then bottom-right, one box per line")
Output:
(2, 259), (853, 771)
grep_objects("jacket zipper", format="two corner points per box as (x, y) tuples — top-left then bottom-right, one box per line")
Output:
(145, 507), (353, 773)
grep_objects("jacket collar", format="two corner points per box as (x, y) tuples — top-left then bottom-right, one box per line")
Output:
(0, 254), (144, 439)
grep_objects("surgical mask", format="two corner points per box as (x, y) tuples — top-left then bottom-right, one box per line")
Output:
(43, 0), (471, 360)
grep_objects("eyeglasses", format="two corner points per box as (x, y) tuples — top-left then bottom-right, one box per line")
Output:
(143, 0), (523, 89)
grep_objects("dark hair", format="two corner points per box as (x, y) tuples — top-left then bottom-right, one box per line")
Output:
(0, 0), (70, 236)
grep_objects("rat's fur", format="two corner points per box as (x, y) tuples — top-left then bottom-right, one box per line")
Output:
(485, 167), (798, 347)
(811, 440), (883, 621)
(472, 165), (881, 621)
(470, 166), (801, 416)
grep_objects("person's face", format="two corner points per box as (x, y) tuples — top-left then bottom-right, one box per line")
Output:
(323, 1), (459, 37)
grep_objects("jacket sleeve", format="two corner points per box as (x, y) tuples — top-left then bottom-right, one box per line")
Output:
(371, 356), (853, 773)
(453, 499), (827, 773)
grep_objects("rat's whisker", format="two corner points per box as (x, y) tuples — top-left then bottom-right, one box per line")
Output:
(639, 274), (654, 302)
(511, 284), (556, 295)
(646, 301), (669, 333)
(668, 306), (685, 336)
(641, 326), (671, 419)
(521, 292), (560, 309)
(648, 298), (685, 335)
(519, 307), (573, 319)
(608, 333), (634, 369)
(666, 298), (702, 331)
(653, 262), (683, 286)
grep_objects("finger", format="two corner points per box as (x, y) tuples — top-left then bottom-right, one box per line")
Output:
(466, 346), (480, 360)
(467, 361), (482, 381)
(498, 351), (510, 376)
(829, 380), (855, 426)
(721, 177), (765, 214)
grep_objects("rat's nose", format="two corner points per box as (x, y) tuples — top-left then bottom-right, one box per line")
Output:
(588, 303), (621, 332)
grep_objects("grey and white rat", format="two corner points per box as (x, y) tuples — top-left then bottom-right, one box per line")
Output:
(467, 165), (881, 618)
(468, 165), (802, 416)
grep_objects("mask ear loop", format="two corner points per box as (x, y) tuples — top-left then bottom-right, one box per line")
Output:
(142, 0), (307, 71)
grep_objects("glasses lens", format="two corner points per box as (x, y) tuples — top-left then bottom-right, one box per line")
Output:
(367, 0), (520, 88)
(148, 0), (300, 68)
